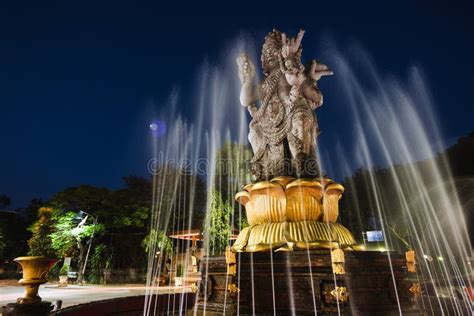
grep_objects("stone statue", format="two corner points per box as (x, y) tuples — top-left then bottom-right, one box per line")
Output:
(236, 29), (333, 181)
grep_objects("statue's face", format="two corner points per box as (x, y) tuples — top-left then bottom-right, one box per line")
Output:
(261, 40), (281, 74)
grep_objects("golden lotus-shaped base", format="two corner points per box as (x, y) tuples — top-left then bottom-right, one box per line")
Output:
(232, 221), (355, 252)
(232, 177), (357, 252)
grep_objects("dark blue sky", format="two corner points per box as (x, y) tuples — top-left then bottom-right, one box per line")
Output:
(1, 1), (473, 208)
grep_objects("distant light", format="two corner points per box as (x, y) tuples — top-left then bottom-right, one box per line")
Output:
(423, 254), (433, 262)
(437, 256), (444, 261)
(366, 230), (384, 242)
(423, 254), (428, 259)
(378, 247), (386, 252)
(149, 119), (167, 137)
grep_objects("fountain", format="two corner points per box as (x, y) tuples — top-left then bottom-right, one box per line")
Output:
(192, 29), (422, 315)
(140, 27), (472, 316)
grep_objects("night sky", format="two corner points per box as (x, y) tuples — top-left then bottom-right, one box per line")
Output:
(1, 1), (473, 209)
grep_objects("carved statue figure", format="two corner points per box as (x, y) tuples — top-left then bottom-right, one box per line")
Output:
(236, 29), (333, 181)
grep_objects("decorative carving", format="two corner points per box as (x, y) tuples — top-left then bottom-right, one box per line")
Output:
(237, 29), (333, 181)
(330, 286), (349, 302)
(227, 283), (240, 294)
(197, 276), (213, 301)
(409, 283), (422, 297)
(331, 248), (346, 275)
(405, 250), (416, 273)
(225, 247), (237, 275)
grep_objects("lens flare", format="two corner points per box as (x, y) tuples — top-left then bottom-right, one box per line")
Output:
(149, 120), (167, 137)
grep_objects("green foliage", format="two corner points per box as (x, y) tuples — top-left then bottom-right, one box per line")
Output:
(27, 207), (56, 257)
(113, 206), (149, 229)
(142, 229), (173, 254)
(59, 263), (69, 276)
(49, 212), (77, 258)
(176, 264), (184, 277)
(203, 190), (233, 255)
(214, 142), (252, 203)
(49, 185), (111, 214)
(48, 211), (103, 258)
(89, 244), (113, 284)
(49, 261), (61, 279)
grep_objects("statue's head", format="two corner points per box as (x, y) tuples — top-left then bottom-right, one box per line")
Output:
(261, 29), (283, 76)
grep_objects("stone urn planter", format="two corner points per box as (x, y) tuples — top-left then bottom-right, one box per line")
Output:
(14, 256), (59, 304)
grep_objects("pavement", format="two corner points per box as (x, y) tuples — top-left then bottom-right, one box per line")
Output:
(0, 282), (192, 308)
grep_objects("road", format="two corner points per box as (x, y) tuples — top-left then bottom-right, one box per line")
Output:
(0, 283), (192, 308)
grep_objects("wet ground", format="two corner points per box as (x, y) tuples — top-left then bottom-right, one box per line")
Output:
(0, 282), (192, 308)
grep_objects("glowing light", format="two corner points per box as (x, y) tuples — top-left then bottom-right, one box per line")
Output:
(149, 119), (167, 137)
(423, 254), (433, 262)
(437, 256), (444, 261)
(378, 247), (386, 252)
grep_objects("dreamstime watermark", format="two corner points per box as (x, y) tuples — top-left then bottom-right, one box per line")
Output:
(147, 152), (321, 177)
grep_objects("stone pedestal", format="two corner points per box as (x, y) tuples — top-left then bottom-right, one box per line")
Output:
(193, 255), (238, 315)
(1, 302), (54, 316)
(196, 250), (420, 315)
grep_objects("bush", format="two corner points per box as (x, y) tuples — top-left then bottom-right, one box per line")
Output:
(59, 263), (69, 276)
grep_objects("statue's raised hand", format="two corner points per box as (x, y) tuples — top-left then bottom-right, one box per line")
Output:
(308, 60), (333, 81)
(281, 29), (305, 58)
(236, 53), (256, 84)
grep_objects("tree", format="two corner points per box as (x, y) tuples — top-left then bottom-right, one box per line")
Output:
(49, 211), (104, 259)
(89, 244), (113, 284)
(142, 229), (173, 254)
(49, 185), (111, 215)
(213, 142), (252, 230)
(203, 190), (233, 255)
(22, 198), (44, 227)
(214, 142), (252, 206)
(27, 207), (56, 257)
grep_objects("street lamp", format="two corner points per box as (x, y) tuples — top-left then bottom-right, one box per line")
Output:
(75, 210), (98, 284)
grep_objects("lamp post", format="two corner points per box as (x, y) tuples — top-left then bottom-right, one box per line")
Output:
(75, 211), (98, 284)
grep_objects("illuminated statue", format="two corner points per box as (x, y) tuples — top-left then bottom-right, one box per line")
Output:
(232, 29), (356, 253)
(236, 29), (333, 180)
